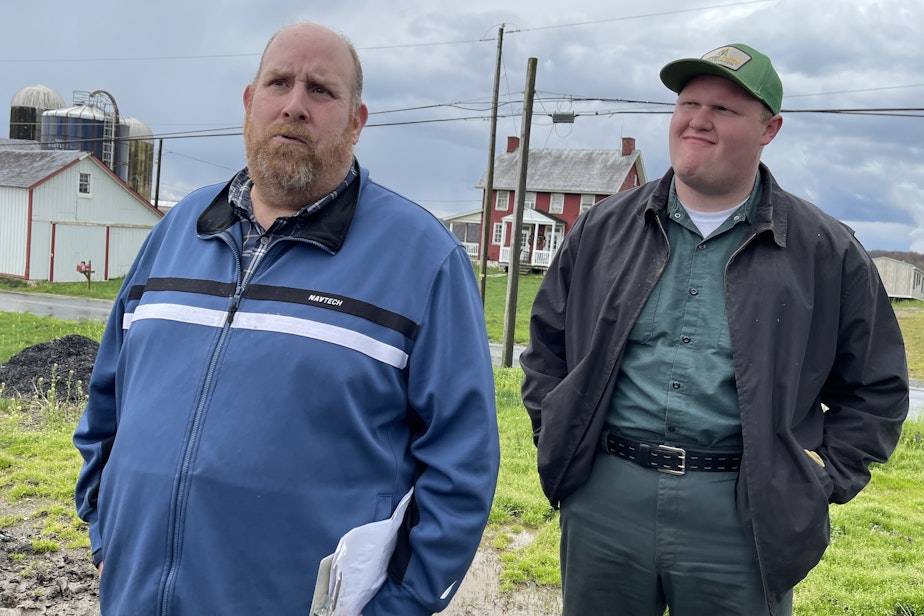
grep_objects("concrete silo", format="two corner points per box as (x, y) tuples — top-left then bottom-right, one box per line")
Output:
(9, 84), (66, 142)
(124, 117), (154, 201)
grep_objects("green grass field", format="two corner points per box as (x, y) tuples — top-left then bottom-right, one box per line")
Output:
(1, 277), (923, 614)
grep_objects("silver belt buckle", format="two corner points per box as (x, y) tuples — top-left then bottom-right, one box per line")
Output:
(656, 444), (686, 475)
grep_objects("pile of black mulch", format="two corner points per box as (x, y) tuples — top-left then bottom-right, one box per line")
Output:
(0, 335), (99, 403)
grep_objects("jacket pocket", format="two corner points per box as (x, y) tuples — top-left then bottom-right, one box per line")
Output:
(804, 449), (834, 501)
(374, 493), (395, 520)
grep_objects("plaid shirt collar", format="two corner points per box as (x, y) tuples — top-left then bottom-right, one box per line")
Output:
(228, 161), (359, 232)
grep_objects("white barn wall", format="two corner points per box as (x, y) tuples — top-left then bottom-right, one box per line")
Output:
(0, 185), (30, 277)
(24, 157), (161, 282)
(107, 226), (152, 279)
(31, 158), (161, 226)
(31, 164), (84, 224)
(28, 220), (52, 281)
(51, 223), (107, 283)
(30, 166), (82, 281)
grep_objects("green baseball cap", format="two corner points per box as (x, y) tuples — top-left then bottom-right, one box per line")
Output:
(659, 43), (783, 114)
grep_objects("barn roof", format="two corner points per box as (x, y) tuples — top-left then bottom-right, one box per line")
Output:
(0, 138), (42, 150)
(0, 149), (86, 188)
(475, 148), (643, 194)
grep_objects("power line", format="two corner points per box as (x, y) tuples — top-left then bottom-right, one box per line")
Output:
(166, 151), (239, 172)
(4, 100), (921, 153)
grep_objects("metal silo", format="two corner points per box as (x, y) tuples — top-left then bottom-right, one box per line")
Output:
(41, 90), (129, 182)
(41, 101), (108, 158)
(9, 84), (66, 141)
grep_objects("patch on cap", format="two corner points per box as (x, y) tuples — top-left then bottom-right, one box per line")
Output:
(700, 46), (752, 71)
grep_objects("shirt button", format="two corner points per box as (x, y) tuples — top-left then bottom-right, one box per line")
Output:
(682, 336), (691, 344)
(672, 381), (681, 389)
(697, 244), (706, 250)
(667, 426), (678, 433)
(689, 288), (698, 296)
(674, 212), (682, 219)
(260, 236), (270, 245)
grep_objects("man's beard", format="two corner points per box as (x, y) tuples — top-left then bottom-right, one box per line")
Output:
(243, 116), (353, 200)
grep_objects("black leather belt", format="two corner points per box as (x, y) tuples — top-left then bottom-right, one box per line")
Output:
(601, 432), (742, 475)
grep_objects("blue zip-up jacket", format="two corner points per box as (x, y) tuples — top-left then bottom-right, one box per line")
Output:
(73, 165), (500, 615)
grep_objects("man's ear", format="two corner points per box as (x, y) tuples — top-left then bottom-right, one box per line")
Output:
(243, 84), (253, 111)
(351, 103), (369, 145)
(761, 114), (783, 146)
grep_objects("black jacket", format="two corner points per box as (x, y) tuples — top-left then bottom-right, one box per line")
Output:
(520, 165), (909, 608)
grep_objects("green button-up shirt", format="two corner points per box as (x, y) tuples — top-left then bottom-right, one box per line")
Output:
(606, 178), (762, 451)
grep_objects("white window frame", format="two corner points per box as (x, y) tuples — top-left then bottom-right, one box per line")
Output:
(495, 190), (510, 211)
(580, 194), (596, 214)
(524, 191), (536, 210)
(549, 192), (564, 214)
(492, 222), (504, 245)
(78, 172), (91, 196)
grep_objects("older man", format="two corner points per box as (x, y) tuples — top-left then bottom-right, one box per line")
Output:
(74, 22), (499, 616)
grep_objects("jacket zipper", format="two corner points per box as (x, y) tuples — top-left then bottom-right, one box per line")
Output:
(158, 232), (263, 614)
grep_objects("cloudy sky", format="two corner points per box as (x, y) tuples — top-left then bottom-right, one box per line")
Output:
(2, 0), (922, 251)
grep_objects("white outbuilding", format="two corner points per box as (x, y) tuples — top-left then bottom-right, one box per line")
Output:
(0, 145), (163, 283)
(873, 256), (924, 301)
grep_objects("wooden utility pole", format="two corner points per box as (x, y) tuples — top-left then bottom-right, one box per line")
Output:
(478, 25), (505, 303)
(154, 138), (163, 210)
(501, 57), (537, 367)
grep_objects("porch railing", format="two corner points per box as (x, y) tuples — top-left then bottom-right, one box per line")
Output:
(498, 247), (554, 269)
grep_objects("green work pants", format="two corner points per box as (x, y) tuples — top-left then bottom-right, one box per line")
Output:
(559, 451), (794, 616)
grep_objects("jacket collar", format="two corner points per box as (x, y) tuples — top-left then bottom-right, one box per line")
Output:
(196, 167), (362, 254)
(752, 164), (788, 248)
(644, 163), (787, 248)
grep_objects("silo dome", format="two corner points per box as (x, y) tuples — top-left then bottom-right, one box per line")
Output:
(10, 84), (66, 110)
(123, 116), (153, 140)
(9, 84), (66, 141)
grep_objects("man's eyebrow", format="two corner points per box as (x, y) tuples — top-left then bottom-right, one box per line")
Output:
(261, 68), (289, 80)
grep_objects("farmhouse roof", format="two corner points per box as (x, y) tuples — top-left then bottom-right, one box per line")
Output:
(475, 147), (643, 194)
